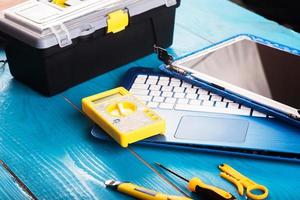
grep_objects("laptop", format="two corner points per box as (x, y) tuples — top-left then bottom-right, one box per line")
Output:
(92, 35), (300, 160)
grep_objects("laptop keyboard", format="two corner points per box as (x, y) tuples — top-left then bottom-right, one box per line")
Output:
(129, 74), (268, 118)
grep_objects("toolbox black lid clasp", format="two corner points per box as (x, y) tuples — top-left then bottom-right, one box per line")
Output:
(107, 9), (129, 34)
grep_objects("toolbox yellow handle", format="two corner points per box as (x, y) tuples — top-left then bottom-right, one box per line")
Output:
(52, 0), (66, 7)
(107, 10), (129, 33)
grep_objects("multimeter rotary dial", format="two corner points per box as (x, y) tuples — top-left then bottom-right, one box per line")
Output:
(106, 101), (137, 117)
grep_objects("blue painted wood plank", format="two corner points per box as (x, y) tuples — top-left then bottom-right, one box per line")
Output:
(130, 1), (300, 199)
(132, 145), (300, 200)
(2, 0), (300, 199)
(0, 162), (31, 200)
(0, 51), (182, 199)
(176, 0), (300, 48)
(59, 0), (300, 199)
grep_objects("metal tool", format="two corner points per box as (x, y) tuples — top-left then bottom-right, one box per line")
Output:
(219, 163), (269, 200)
(0, 60), (7, 71)
(0, 160), (37, 200)
(155, 163), (236, 200)
(105, 179), (191, 200)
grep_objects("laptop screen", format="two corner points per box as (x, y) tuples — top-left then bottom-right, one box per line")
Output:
(182, 39), (300, 109)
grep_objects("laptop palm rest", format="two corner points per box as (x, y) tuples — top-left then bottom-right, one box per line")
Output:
(175, 116), (249, 143)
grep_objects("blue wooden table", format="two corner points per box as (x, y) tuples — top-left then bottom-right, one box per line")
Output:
(1, 0), (300, 199)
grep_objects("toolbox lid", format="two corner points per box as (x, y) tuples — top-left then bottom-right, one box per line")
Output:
(0, 0), (178, 49)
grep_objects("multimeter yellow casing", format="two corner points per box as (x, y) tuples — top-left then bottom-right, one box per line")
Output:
(82, 87), (166, 147)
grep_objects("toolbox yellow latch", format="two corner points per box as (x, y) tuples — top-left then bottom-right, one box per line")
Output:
(107, 9), (129, 34)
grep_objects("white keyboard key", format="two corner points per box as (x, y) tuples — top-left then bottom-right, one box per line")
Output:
(186, 88), (197, 94)
(159, 103), (174, 109)
(252, 110), (267, 117)
(157, 80), (170, 85)
(202, 100), (214, 107)
(169, 82), (181, 87)
(134, 78), (146, 84)
(186, 93), (198, 99)
(228, 102), (240, 109)
(161, 86), (173, 92)
(150, 90), (161, 96)
(210, 95), (222, 101)
(177, 99), (189, 104)
(159, 77), (170, 81)
(240, 105), (252, 113)
(131, 83), (149, 90)
(235, 109), (251, 116)
(175, 104), (251, 116)
(165, 97), (176, 104)
(136, 95), (152, 102)
(146, 79), (158, 84)
(137, 74), (148, 78)
(174, 93), (185, 98)
(173, 87), (185, 93)
(149, 84), (161, 91)
(240, 105), (250, 110)
(148, 75), (159, 80)
(181, 82), (193, 88)
(147, 102), (159, 108)
(215, 101), (227, 108)
(189, 99), (201, 105)
(223, 98), (234, 103)
(198, 94), (210, 100)
(241, 107), (251, 113)
(130, 89), (149, 95)
(153, 96), (164, 102)
(161, 91), (173, 97)
(197, 88), (209, 95)
(171, 78), (181, 82)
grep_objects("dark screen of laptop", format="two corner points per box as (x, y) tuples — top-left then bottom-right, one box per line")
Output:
(183, 39), (300, 109)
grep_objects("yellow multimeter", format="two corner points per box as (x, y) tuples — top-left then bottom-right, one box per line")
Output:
(82, 87), (166, 147)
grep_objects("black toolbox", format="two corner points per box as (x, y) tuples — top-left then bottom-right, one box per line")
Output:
(0, 0), (180, 96)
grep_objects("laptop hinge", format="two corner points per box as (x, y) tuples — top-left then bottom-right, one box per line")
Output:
(154, 45), (188, 75)
(153, 45), (174, 65)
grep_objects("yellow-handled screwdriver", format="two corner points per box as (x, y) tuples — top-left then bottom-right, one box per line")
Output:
(155, 163), (236, 200)
(105, 180), (192, 200)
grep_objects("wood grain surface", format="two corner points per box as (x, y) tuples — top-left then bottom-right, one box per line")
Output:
(0, 51), (182, 199)
(0, 162), (32, 200)
(1, 0), (300, 199)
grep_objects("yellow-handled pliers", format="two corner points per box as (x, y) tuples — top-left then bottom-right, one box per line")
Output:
(219, 164), (269, 200)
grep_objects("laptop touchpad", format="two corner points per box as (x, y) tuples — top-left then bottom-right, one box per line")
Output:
(175, 116), (249, 143)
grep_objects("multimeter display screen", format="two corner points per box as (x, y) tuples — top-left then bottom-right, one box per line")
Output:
(92, 93), (122, 104)
(182, 39), (300, 109)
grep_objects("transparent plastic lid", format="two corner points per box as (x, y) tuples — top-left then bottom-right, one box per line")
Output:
(0, 0), (177, 48)
(0, 0), (28, 11)
(3, 0), (129, 28)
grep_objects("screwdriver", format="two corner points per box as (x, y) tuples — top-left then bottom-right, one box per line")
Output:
(105, 179), (192, 200)
(155, 163), (236, 200)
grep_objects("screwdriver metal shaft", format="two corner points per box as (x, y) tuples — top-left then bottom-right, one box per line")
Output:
(155, 162), (236, 200)
(155, 162), (189, 182)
